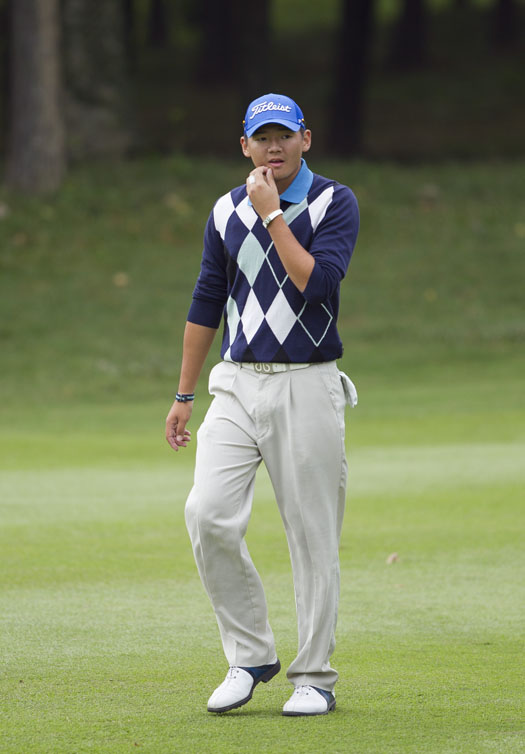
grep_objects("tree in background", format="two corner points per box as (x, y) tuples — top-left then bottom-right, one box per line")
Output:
(330, 0), (375, 156)
(2, 0), (524, 186)
(388, 0), (428, 69)
(491, 0), (519, 48)
(123, 0), (138, 73)
(195, 0), (237, 85)
(233, 0), (272, 108)
(147, 0), (169, 48)
(194, 0), (271, 108)
(5, 0), (65, 193)
(62, 0), (134, 161)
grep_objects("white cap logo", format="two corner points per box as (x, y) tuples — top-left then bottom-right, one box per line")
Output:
(249, 101), (293, 120)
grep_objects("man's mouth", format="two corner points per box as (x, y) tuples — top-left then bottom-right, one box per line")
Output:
(268, 159), (284, 167)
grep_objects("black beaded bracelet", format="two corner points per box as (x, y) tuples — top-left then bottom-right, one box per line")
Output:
(175, 392), (195, 403)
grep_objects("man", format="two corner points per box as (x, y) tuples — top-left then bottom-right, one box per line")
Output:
(166, 93), (359, 716)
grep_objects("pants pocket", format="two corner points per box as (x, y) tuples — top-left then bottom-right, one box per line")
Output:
(208, 361), (238, 397)
(338, 371), (358, 408)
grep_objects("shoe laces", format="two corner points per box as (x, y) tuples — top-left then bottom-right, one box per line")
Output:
(293, 685), (312, 697)
(226, 666), (241, 681)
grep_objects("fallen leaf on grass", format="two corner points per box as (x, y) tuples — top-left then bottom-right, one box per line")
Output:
(164, 192), (191, 215)
(113, 272), (129, 287)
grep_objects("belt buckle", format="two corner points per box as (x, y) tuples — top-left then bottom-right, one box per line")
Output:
(254, 362), (272, 374)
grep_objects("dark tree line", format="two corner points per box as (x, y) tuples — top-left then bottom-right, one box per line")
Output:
(5, 0), (65, 193)
(5, 0), (133, 192)
(2, 0), (522, 194)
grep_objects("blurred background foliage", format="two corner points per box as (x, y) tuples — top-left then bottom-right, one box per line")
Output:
(0, 0), (524, 194)
(0, 0), (523, 407)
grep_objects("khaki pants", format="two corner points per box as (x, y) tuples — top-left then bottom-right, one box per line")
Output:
(185, 360), (351, 692)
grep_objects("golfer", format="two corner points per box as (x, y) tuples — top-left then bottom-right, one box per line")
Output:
(166, 93), (359, 716)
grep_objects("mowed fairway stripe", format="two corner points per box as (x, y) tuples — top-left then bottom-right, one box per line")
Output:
(348, 442), (525, 495)
(1, 444), (523, 753)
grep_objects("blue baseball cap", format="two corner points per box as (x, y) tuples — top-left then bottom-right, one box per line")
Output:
(243, 93), (305, 137)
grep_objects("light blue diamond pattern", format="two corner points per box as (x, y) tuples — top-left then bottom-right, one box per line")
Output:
(236, 232), (266, 287)
(283, 198), (308, 226)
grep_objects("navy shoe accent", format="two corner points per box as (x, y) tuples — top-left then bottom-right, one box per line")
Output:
(282, 685), (336, 716)
(207, 659), (281, 714)
(312, 686), (336, 710)
(240, 659), (281, 683)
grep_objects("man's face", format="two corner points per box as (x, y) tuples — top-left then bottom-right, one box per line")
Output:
(240, 124), (312, 193)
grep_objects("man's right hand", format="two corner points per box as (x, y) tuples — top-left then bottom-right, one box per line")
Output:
(166, 400), (193, 452)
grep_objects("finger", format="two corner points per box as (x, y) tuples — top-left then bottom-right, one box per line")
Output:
(167, 433), (180, 451)
(266, 167), (276, 188)
(176, 430), (191, 447)
(166, 423), (180, 451)
(175, 424), (186, 444)
(247, 168), (262, 185)
(167, 431), (191, 451)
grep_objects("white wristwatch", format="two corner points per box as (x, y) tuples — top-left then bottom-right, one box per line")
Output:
(262, 209), (284, 229)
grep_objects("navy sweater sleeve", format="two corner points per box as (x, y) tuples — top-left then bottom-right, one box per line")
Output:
(302, 185), (359, 305)
(187, 211), (227, 328)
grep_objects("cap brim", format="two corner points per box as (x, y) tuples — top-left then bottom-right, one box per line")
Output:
(245, 118), (302, 138)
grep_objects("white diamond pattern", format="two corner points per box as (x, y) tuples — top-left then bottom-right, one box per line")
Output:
(308, 186), (334, 231)
(213, 192), (236, 240)
(235, 196), (258, 230)
(265, 290), (299, 344)
(241, 289), (265, 343)
(226, 296), (241, 346)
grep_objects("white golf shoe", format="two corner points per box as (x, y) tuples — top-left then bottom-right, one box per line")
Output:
(207, 659), (281, 713)
(282, 685), (336, 716)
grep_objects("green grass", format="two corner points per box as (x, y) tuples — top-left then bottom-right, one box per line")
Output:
(1, 157), (524, 752)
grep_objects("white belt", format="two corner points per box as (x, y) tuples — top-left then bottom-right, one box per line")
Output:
(237, 362), (312, 374)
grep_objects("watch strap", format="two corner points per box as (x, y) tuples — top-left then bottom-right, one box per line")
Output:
(262, 209), (284, 228)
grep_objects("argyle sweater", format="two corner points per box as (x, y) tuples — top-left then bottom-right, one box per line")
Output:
(187, 162), (359, 363)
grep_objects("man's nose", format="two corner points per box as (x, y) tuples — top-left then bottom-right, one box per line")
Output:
(268, 138), (282, 151)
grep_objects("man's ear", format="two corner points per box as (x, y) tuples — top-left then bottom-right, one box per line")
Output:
(302, 130), (312, 154)
(240, 135), (250, 158)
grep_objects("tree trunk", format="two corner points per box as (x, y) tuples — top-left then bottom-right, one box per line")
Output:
(330, 0), (375, 156)
(195, 0), (237, 85)
(6, 0), (65, 193)
(491, 0), (519, 49)
(123, 0), (137, 72)
(233, 0), (272, 107)
(62, 0), (134, 160)
(388, 0), (427, 69)
(189, 0), (271, 149)
(0, 1), (9, 149)
(148, 0), (168, 48)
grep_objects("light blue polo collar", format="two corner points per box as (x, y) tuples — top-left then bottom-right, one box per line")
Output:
(247, 159), (313, 206)
(280, 159), (313, 203)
